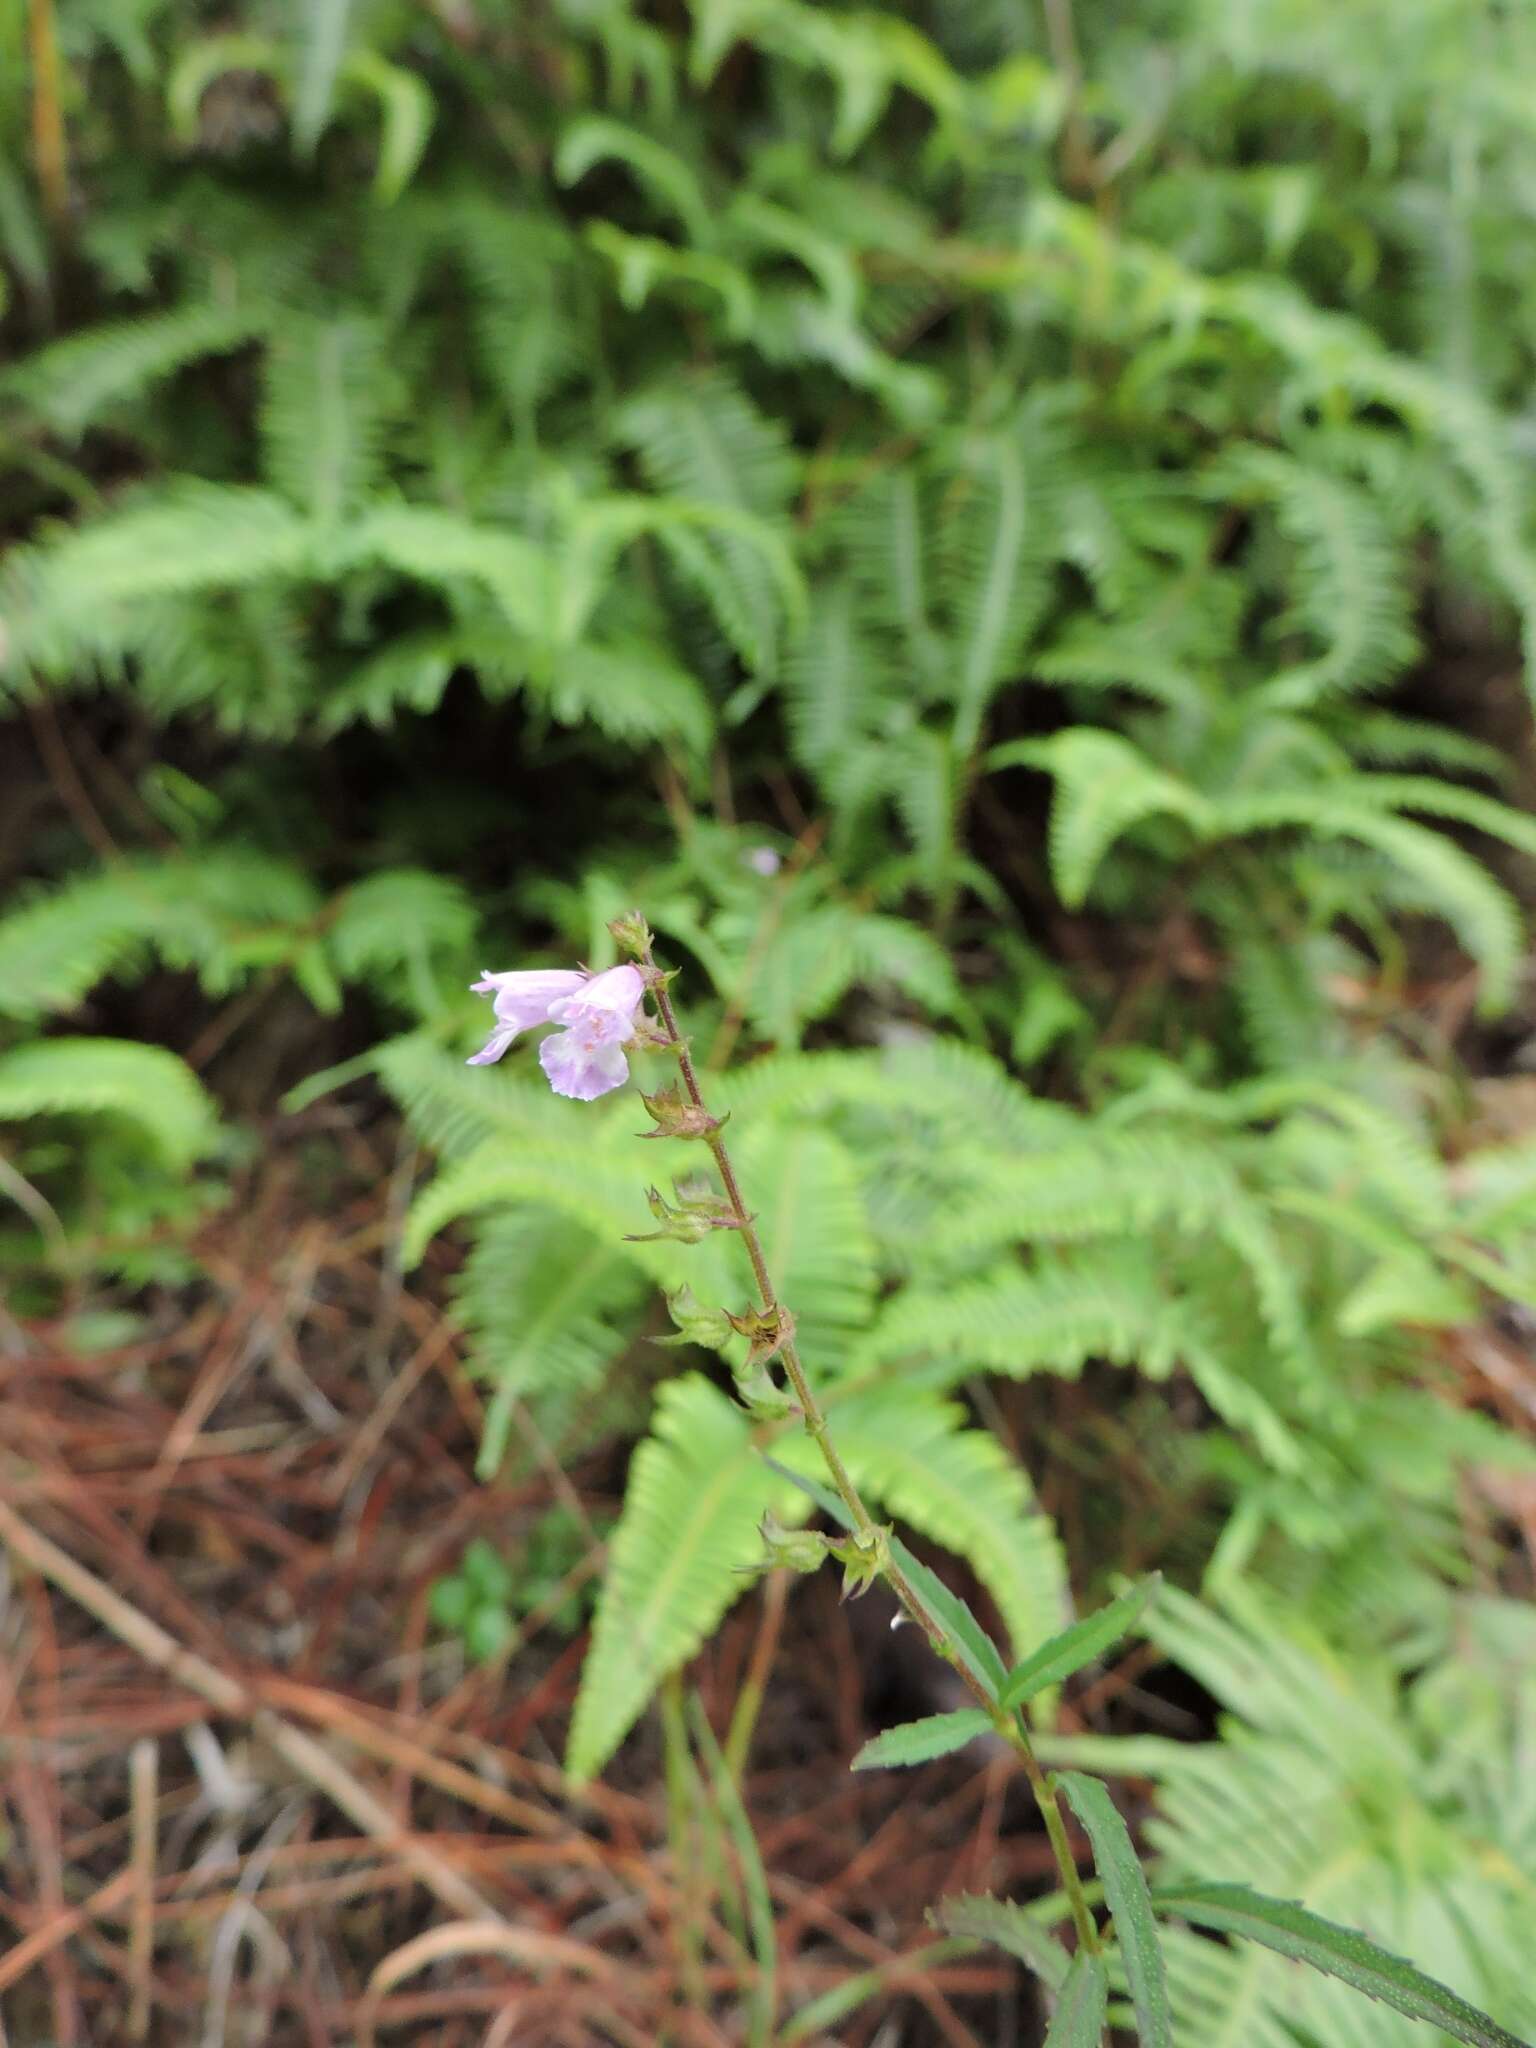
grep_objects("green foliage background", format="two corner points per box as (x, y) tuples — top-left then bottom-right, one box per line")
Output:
(4, 1), (1536, 2037)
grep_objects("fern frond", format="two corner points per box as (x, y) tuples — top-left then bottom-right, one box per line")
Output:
(857, 1248), (1207, 1383)
(1217, 446), (1418, 706)
(619, 371), (798, 671)
(732, 1123), (877, 1365)
(403, 1133), (676, 1277)
(452, 202), (585, 421)
(1223, 791), (1526, 1012)
(943, 414), (1060, 758)
(317, 631), (461, 732)
(542, 636), (712, 752)
(0, 852), (320, 1019)
(1031, 620), (1206, 711)
(260, 313), (392, 525)
(715, 1039), (1073, 1151)
(810, 1387), (1069, 1663)
(742, 906), (958, 1044)
(783, 576), (892, 773)
(1109, 1587), (1536, 2048)
(992, 730), (1211, 908)
(6, 487), (311, 672)
(0, 1037), (220, 1167)
(454, 1209), (648, 1478)
(349, 502), (556, 639)
(5, 304), (264, 438)
(565, 1374), (791, 1781)
(326, 869), (476, 1012)
(374, 1032), (576, 1160)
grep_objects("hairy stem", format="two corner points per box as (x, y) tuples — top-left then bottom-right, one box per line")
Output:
(642, 951), (1101, 1958)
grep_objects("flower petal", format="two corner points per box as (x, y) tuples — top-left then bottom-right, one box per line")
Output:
(545, 963), (645, 1045)
(471, 968), (587, 1033)
(538, 1030), (630, 1100)
(466, 1024), (520, 1067)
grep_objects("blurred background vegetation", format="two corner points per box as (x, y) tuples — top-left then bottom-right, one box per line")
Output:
(3, 1), (1536, 2042)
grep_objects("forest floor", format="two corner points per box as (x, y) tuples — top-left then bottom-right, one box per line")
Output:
(0, 1102), (1090, 2048)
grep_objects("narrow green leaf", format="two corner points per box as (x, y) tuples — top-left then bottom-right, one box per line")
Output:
(761, 1457), (853, 1532)
(852, 1709), (994, 1771)
(1152, 1882), (1532, 2048)
(1001, 1577), (1160, 1710)
(1044, 1951), (1109, 2048)
(1057, 1772), (1171, 2048)
(930, 1893), (1071, 1993)
(887, 1534), (1008, 1702)
(292, 0), (352, 156)
(689, 1698), (777, 2048)
(780, 1939), (976, 2046)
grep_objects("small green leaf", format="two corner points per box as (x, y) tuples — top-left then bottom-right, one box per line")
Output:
(852, 1709), (995, 1771)
(462, 1539), (512, 1602)
(428, 1576), (471, 1630)
(1058, 1772), (1171, 2048)
(464, 1604), (514, 1663)
(1044, 1950), (1109, 2048)
(888, 1535), (1009, 1702)
(1001, 1576), (1160, 1710)
(1152, 1882), (1532, 2048)
(930, 1893), (1071, 1993)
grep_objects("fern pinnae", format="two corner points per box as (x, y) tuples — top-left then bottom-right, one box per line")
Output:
(564, 1374), (790, 1782)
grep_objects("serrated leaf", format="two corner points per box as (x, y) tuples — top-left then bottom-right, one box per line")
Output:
(1152, 1883), (1532, 2048)
(851, 1709), (995, 1771)
(1044, 1950), (1110, 2048)
(1001, 1577), (1160, 1710)
(930, 1894), (1071, 1992)
(887, 1535), (1008, 1702)
(1058, 1772), (1172, 2048)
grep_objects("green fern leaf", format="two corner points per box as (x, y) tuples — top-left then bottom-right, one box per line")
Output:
(0, 1037), (220, 1167)
(349, 503), (556, 639)
(455, 1209), (647, 1479)
(565, 1374), (790, 1781)
(732, 1123), (877, 1364)
(945, 423), (1055, 758)
(542, 636), (712, 752)
(993, 730), (1212, 908)
(7, 487), (311, 671)
(260, 314), (391, 526)
(619, 370), (797, 669)
(812, 1387), (1069, 1663)
(6, 305), (264, 438)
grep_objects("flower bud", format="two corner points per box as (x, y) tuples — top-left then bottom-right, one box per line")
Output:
(724, 1302), (796, 1367)
(638, 1084), (727, 1141)
(828, 1526), (888, 1600)
(730, 1354), (795, 1420)
(606, 909), (653, 959)
(625, 1178), (745, 1245)
(657, 1285), (735, 1351)
(757, 1513), (830, 1574)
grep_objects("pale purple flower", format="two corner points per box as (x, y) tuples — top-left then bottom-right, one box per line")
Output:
(746, 846), (782, 877)
(467, 961), (646, 1100)
(466, 968), (586, 1067)
(540, 964), (646, 1100)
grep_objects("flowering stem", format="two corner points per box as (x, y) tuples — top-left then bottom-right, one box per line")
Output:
(641, 951), (1101, 1959)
